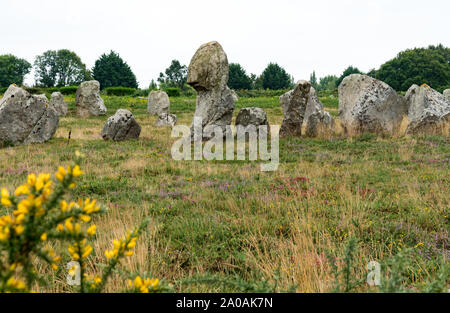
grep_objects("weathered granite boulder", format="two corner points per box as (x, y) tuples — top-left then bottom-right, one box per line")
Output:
(338, 74), (407, 135)
(279, 80), (311, 137)
(235, 107), (269, 138)
(236, 107), (269, 127)
(50, 92), (68, 116)
(0, 85), (59, 145)
(155, 113), (177, 127)
(406, 84), (450, 134)
(187, 41), (234, 140)
(280, 85), (334, 137)
(443, 89), (450, 101)
(147, 90), (170, 115)
(76, 80), (106, 117)
(303, 87), (334, 137)
(101, 109), (141, 141)
(231, 89), (239, 102)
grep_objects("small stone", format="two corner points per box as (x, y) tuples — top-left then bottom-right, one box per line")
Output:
(155, 113), (177, 127)
(101, 109), (141, 141)
(443, 89), (450, 101)
(50, 92), (68, 116)
(231, 89), (239, 102)
(147, 90), (170, 115)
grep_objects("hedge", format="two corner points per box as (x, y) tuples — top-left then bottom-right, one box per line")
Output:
(104, 87), (137, 96)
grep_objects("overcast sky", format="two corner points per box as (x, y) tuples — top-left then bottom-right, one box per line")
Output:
(1, 0), (449, 88)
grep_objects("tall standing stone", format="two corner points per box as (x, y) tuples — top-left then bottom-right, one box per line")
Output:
(406, 84), (450, 134)
(76, 80), (106, 117)
(147, 90), (170, 115)
(187, 41), (234, 140)
(50, 91), (68, 116)
(279, 80), (311, 137)
(338, 74), (407, 135)
(0, 85), (59, 145)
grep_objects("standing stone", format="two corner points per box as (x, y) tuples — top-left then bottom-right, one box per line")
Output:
(443, 89), (450, 101)
(279, 80), (311, 137)
(147, 90), (170, 115)
(406, 84), (450, 134)
(155, 113), (177, 127)
(50, 92), (68, 116)
(0, 85), (59, 145)
(280, 84), (334, 137)
(303, 87), (334, 137)
(76, 80), (106, 117)
(231, 89), (239, 102)
(338, 74), (407, 135)
(187, 41), (234, 140)
(101, 109), (141, 141)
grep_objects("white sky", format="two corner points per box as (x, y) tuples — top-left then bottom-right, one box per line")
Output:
(1, 0), (449, 88)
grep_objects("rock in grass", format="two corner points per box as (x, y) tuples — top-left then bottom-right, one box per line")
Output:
(101, 109), (141, 141)
(303, 87), (334, 137)
(187, 41), (235, 140)
(235, 107), (269, 140)
(50, 92), (68, 116)
(231, 89), (239, 102)
(76, 80), (106, 117)
(279, 80), (311, 137)
(443, 89), (450, 101)
(236, 106), (269, 129)
(338, 74), (407, 135)
(147, 90), (170, 115)
(406, 84), (450, 134)
(155, 113), (177, 127)
(0, 84), (59, 145)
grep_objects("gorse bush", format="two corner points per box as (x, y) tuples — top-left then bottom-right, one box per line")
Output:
(104, 87), (137, 96)
(0, 155), (162, 293)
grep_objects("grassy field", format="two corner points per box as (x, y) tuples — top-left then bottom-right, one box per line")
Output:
(0, 94), (448, 292)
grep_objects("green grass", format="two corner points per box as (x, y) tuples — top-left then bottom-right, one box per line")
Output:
(0, 95), (448, 292)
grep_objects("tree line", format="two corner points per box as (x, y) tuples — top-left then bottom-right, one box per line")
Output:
(0, 44), (448, 92)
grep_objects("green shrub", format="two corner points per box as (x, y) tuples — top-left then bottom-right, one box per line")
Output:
(236, 89), (289, 98)
(104, 87), (136, 96)
(165, 87), (181, 97)
(133, 89), (150, 97)
(60, 86), (79, 95)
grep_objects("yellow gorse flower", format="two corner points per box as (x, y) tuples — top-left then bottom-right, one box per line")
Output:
(129, 276), (159, 293)
(1, 188), (12, 207)
(105, 231), (139, 260)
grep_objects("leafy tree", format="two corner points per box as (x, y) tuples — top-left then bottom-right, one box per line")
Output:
(228, 63), (252, 90)
(261, 63), (292, 90)
(34, 49), (91, 87)
(92, 51), (138, 89)
(318, 75), (338, 91)
(149, 79), (158, 90)
(0, 54), (31, 87)
(250, 73), (263, 90)
(157, 60), (187, 90)
(309, 71), (318, 90)
(372, 44), (450, 92)
(336, 66), (362, 87)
